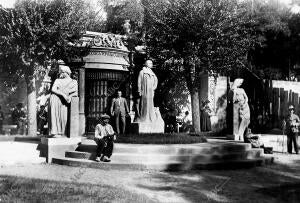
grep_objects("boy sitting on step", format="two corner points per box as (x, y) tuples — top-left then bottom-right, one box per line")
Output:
(94, 114), (116, 162)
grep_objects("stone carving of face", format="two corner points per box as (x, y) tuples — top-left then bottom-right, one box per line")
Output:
(145, 60), (153, 69)
(117, 91), (122, 98)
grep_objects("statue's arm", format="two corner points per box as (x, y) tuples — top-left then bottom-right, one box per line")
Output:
(51, 80), (69, 101)
(137, 70), (143, 96)
(68, 80), (78, 97)
(124, 99), (129, 113)
(110, 99), (115, 115)
(243, 89), (249, 104)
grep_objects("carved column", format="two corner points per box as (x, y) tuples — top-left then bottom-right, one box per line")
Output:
(79, 67), (86, 136)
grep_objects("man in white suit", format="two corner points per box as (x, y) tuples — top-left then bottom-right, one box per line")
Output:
(110, 91), (129, 134)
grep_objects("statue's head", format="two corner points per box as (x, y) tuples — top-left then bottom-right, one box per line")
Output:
(145, 60), (153, 69)
(232, 78), (244, 89)
(117, 90), (122, 98)
(59, 65), (71, 78)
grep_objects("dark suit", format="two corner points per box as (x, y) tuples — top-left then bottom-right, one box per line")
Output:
(110, 97), (129, 134)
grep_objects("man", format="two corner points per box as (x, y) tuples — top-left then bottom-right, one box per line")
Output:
(110, 91), (129, 135)
(12, 103), (26, 135)
(283, 105), (300, 154)
(94, 114), (116, 162)
(37, 105), (47, 135)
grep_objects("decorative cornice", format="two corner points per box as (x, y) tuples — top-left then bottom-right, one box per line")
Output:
(81, 32), (128, 51)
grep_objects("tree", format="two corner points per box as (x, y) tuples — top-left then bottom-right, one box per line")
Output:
(101, 0), (144, 34)
(0, 0), (101, 135)
(245, 0), (292, 79)
(143, 0), (254, 132)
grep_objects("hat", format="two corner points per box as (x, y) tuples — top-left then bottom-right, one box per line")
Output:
(288, 105), (294, 110)
(100, 114), (110, 120)
(59, 65), (71, 75)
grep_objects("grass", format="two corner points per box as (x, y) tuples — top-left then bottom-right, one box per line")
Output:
(0, 175), (154, 203)
(114, 132), (207, 144)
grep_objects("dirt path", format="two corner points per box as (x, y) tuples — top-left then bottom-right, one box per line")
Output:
(1, 153), (300, 202)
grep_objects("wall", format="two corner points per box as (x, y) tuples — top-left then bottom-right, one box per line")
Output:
(199, 74), (228, 132)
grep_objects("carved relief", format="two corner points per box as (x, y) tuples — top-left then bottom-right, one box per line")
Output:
(92, 33), (127, 50)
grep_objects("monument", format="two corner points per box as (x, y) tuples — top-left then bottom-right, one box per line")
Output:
(227, 78), (250, 141)
(40, 64), (81, 163)
(132, 59), (165, 133)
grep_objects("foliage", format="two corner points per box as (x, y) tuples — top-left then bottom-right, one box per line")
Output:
(0, 0), (102, 134)
(245, 0), (300, 79)
(115, 132), (207, 144)
(143, 0), (255, 90)
(0, 0), (99, 80)
(101, 0), (144, 34)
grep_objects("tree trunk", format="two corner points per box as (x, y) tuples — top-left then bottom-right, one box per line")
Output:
(190, 88), (201, 133)
(26, 75), (37, 136)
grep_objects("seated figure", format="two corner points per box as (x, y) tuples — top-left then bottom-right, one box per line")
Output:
(94, 114), (116, 162)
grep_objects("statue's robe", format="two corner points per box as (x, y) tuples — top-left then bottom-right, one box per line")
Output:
(137, 67), (158, 122)
(48, 77), (78, 136)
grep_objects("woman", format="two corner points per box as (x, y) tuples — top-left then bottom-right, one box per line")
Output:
(48, 65), (78, 137)
(200, 100), (212, 132)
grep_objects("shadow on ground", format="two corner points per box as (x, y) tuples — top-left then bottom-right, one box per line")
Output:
(0, 174), (154, 203)
(133, 158), (300, 203)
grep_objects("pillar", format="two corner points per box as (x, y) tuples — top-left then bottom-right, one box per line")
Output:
(79, 67), (86, 136)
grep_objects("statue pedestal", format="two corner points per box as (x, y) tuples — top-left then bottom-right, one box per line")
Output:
(227, 103), (241, 141)
(39, 137), (81, 163)
(69, 97), (80, 137)
(131, 121), (164, 134)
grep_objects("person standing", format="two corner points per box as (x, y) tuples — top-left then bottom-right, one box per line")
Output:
(94, 114), (116, 162)
(283, 105), (300, 154)
(200, 100), (212, 132)
(0, 106), (4, 134)
(12, 103), (26, 135)
(110, 91), (129, 135)
(37, 105), (47, 135)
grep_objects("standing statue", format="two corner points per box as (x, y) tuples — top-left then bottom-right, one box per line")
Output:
(122, 20), (131, 35)
(134, 59), (164, 133)
(48, 65), (78, 137)
(136, 60), (158, 122)
(231, 78), (250, 141)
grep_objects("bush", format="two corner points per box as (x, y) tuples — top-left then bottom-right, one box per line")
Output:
(115, 133), (207, 144)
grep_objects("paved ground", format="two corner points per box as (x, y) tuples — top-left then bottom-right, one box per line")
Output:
(1, 140), (300, 202)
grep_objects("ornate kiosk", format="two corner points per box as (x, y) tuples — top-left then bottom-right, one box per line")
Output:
(75, 31), (130, 135)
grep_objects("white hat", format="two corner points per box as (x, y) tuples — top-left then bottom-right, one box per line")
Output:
(59, 65), (71, 75)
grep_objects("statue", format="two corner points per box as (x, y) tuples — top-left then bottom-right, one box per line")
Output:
(48, 65), (78, 137)
(133, 59), (164, 133)
(231, 78), (250, 141)
(122, 19), (131, 35)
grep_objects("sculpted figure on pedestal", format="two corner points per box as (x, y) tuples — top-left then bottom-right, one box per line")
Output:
(231, 78), (250, 141)
(48, 65), (78, 137)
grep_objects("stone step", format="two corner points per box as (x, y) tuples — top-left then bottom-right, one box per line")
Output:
(65, 148), (263, 163)
(76, 142), (252, 155)
(52, 156), (273, 171)
(52, 157), (183, 171)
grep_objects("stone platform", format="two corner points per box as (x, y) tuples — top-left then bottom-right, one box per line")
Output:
(51, 138), (274, 171)
(39, 137), (81, 163)
(131, 121), (164, 134)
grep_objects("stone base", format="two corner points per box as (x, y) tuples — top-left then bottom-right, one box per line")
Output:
(39, 137), (81, 163)
(227, 134), (244, 141)
(131, 121), (164, 134)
